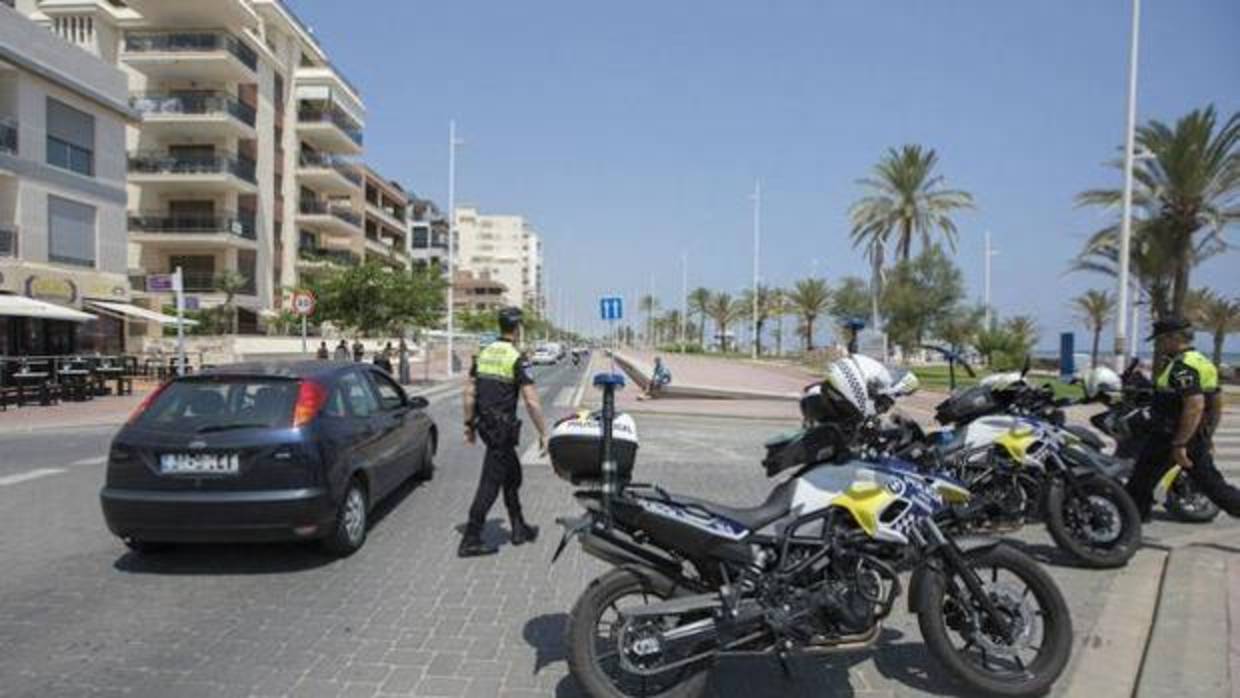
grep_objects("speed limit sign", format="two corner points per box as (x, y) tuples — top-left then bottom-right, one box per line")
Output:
(291, 290), (316, 316)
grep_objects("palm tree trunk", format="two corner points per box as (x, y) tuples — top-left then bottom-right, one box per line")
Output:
(776, 316), (783, 356)
(805, 316), (815, 352)
(1214, 332), (1225, 367)
(1091, 327), (1101, 368)
(755, 320), (764, 356)
(1171, 233), (1192, 318)
(870, 249), (883, 328)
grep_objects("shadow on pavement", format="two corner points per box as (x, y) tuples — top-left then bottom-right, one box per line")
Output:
(452, 518), (512, 550)
(530, 619), (972, 698)
(113, 476), (427, 575)
(1001, 539), (1092, 569)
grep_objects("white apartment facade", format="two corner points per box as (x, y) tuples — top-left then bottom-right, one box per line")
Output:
(0, 1), (137, 355)
(359, 165), (409, 270)
(454, 205), (543, 311)
(16, 0), (367, 334)
(409, 196), (449, 272)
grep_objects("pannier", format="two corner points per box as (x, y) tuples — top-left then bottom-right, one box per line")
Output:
(549, 411), (639, 485)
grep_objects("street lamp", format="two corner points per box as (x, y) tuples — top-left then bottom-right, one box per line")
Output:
(983, 230), (999, 330)
(750, 179), (761, 360)
(446, 120), (463, 377)
(1113, 0), (1141, 371)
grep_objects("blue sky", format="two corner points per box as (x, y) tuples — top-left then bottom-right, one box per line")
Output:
(290, 0), (1240, 350)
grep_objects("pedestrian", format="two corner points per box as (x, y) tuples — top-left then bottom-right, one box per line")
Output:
(1125, 317), (1240, 520)
(333, 339), (349, 361)
(352, 338), (365, 363)
(398, 338), (411, 385)
(316, 341), (330, 360)
(373, 343), (393, 373)
(636, 356), (672, 401)
(459, 307), (548, 557)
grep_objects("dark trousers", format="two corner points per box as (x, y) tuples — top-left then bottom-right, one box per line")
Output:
(1125, 437), (1240, 518)
(466, 445), (525, 538)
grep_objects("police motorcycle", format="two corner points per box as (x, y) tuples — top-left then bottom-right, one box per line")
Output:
(912, 359), (1142, 568)
(1085, 361), (1219, 523)
(550, 372), (1073, 698)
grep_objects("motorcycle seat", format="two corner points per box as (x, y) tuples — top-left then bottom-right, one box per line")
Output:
(668, 479), (796, 531)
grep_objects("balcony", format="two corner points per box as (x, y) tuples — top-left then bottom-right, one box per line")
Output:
(297, 151), (362, 195)
(297, 246), (360, 268)
(296, 104), (363, 154)
(297, 198), (362, 237)
(120, 0), (258, 32)
(128, 212), (257, 249)
(0, 117), (15, 156)
(128, 151), (257, 194)
(0, 225), (17, 257)
(131, 92), (256, 140)
(123, 31), (258, 83)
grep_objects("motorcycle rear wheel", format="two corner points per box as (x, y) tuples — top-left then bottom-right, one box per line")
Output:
(567, 568), (711, 698)
(918, 544), (1073, 697)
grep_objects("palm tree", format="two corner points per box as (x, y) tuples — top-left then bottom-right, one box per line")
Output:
(1073, 290), (1115, 368)
(1187, 289), (1240, 366)
(705, 292), (743, 353)
(769, 289), (790, 357)
(1005, 315), (1039, 357)
(638, 294), (660, 347)
(215, 270), (249, 335)
(1078, 106), (1240, 319)
(739, 285), (780, 356)
(786, 279), (831, 352)
(688, 287), (713, 347)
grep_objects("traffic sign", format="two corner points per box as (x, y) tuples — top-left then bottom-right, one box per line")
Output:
(291, 290), (316, 316)
(600, 296), (623, 321)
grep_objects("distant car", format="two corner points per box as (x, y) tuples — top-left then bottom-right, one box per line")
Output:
(531, 347), (558, 365)
(100, 361), (437, 557)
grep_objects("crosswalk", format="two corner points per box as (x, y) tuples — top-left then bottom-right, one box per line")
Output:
(1214, 411), (1240, 474)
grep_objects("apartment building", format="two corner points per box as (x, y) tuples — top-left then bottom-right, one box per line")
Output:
(454, 205), (543, 311)
(452, 269), (506, 313)
(16, 0), (367, 334)
(409, 196), (449, 272)
(358, 166), (409, 270)
(0, 2), (139, 355)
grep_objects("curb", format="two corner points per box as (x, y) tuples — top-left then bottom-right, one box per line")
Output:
(610, 351), (799, 402)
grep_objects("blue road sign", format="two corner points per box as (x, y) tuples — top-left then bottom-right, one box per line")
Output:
(600, 296), (623, 321)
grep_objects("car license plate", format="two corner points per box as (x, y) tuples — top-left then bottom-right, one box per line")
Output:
(160, 453), (240, 475)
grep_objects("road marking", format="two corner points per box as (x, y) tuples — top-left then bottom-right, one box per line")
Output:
(71, 456), (106, 466)
(0, 468), (65, 487)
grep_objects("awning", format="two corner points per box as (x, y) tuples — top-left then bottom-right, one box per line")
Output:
(85, 300), (198, 327)
(0, 294), (96, 322)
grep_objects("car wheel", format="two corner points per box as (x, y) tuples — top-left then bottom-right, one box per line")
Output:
(415, 430), (437, 482)
(123, 538), (172, 555)
(322, 478), (367, 557)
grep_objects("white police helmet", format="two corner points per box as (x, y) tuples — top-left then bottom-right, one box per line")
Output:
(1082, 365), (1122, 399)
(825, 354), (895, 419)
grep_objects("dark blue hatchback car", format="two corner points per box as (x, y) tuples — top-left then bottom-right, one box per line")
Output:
(101, 361), (437, 556)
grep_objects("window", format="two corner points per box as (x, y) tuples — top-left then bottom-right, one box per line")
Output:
(45, 98), (94, 176)
(368, 372), (405, 411)
(339, 371), (378, 418)
(48, 196), (96, 267)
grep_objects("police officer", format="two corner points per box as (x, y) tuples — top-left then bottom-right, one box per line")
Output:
(459, 307), (548, 557)
(1125, 317), (1240, 520)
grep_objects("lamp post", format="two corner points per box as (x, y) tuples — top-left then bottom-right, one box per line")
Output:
(750, 179), (761, 360)
(680, 251), (687, 353)
(445, 120), (463, 377)
(1114, 0), (1141, 371)
(984, 230), (999, 329)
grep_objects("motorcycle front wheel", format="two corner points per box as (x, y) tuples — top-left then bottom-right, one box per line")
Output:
(918, 544), (1073, 697)
(566, 568), (711, 698)
(1044, 474), (1141, 568)
(1165, 473), (1220, 523)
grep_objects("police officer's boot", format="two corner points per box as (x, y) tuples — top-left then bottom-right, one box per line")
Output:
(458, 533), (498, 558)
(510, 516), (539, 546)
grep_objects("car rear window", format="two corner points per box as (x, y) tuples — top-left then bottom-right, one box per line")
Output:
(134, 378), (300, 432)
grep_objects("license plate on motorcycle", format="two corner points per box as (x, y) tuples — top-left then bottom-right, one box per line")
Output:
(159, 453), (240, 475)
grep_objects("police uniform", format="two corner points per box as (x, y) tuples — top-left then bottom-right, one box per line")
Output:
(464, 339), (535, 541)
(1125, 347), (1240, 518)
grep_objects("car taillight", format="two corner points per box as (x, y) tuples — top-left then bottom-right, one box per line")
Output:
(126, 381), (170, 425)
(293, 380), (328, 427)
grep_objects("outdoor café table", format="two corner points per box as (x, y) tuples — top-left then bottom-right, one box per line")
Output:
(13, 371), (51, 406)
(57, 368), (93, 402)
